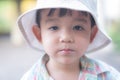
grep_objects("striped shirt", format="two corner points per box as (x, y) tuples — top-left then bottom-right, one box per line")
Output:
(21, 54), (120, 80)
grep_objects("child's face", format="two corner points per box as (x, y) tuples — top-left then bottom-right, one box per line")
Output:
(33, 9), (96, 65)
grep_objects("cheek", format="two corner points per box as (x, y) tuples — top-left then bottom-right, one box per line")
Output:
(41, 35), (51, 46)
(75, 35), (91, 53)
(41, 33), (57, 53)
(79, 39), (89, 48)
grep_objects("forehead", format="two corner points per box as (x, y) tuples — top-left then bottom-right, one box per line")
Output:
(41, 8), (90, 19)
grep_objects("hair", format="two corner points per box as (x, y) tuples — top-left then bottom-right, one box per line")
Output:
(36, 8), (96, 28)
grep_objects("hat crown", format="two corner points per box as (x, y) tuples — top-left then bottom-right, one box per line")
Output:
(36, 0), (97, 15)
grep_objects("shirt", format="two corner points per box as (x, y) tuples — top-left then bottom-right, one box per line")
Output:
(21, 54), (120, 80)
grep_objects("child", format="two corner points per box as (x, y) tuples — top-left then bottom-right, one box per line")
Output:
(17, 0), (120, 80)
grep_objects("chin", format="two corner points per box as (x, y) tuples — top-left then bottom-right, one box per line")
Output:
(58, 57), (78, 65)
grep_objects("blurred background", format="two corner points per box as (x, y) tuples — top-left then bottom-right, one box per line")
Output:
(0, 0), (120, 80)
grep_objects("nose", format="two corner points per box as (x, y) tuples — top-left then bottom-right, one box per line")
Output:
(59, 30), (74, 43)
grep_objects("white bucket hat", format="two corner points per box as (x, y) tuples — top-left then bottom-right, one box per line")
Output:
(17, 0), (111, 53)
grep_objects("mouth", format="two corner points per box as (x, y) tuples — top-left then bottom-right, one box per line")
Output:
(59, 49), (75, 55)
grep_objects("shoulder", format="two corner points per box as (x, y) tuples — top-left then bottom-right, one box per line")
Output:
(20, 54), (46, 80)
(85, 56), (120, 80)
(95, 59), (120, 80)
(20, 70), (32, 80)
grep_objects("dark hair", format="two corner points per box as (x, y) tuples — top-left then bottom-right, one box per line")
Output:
(36, 8), (96, 28)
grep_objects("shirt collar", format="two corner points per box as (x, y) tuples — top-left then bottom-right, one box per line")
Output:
(39, 54), (110, 80)
(80, 55), (110, 74)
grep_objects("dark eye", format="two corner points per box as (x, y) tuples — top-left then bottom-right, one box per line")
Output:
(49, 26), (59, 30)
(73, 25), (84, 31)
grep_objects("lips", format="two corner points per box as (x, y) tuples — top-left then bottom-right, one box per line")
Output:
(61, 49), (73, 52)
(59, 49), (74, 55)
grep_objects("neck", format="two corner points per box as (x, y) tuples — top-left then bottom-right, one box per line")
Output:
(46, 58), (81, 75)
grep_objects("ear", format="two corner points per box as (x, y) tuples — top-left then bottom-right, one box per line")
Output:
(32, 25), (42, 43)
(90, 25), (98, 43)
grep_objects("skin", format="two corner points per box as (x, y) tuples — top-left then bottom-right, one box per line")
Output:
(32, 9), (97, 80)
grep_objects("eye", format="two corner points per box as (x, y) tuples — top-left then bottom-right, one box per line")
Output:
(73, 25), (84, 31)
(48, 26), (59, 31)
